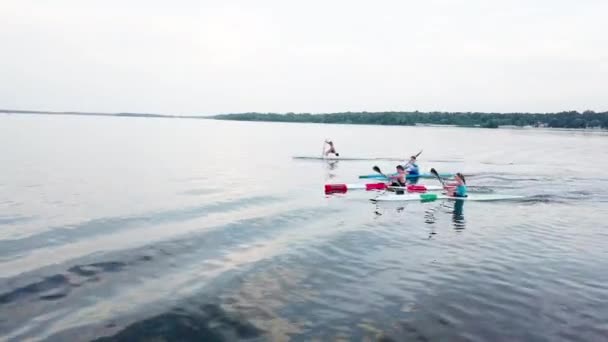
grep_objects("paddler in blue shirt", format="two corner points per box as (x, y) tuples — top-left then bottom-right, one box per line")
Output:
(403, 155), (419, 176)
(400, 155), (420, 184)
(446, 173), (468, 197)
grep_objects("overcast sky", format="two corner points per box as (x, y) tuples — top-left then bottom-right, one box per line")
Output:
(1, 0), (606, 115)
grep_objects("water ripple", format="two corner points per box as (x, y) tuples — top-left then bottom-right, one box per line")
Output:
(0, 195), (280, 260)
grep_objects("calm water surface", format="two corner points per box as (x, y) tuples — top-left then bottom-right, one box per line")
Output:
(1, 115), (607, 341)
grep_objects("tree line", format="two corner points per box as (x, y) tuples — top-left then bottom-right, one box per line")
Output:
(214, 110), (608, 129)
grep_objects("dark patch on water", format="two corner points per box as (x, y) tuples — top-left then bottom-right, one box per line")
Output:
(69, 262), (126, 277)
(0, 261), (128, 306)
(91, 305), (262, 342)
(0, 274), (69, 304)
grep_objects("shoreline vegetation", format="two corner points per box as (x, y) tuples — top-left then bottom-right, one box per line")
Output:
(213, 111), (608, 129)
(2, 109), (607, 129)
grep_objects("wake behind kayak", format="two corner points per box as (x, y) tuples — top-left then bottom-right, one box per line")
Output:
(372, 193), (525, 202)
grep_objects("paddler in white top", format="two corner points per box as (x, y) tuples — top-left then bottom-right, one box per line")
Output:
(324, 140), (339, 157)
(388, 165), (407, 194)
(389, 165), (407, 187)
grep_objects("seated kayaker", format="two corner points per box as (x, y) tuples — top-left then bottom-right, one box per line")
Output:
(389, 165), (407, 187)
(324, 140), (339, 157)
(445, 173), (467, 197)
(403, 156), (419, 176)
(388, 165), (407, 194)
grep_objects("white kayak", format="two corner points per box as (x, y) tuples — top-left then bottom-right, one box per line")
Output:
(391, 185), (442, 191)
(294, 156), (402, 161)
(372, 193), (525, 202)
(325, 183), (443, 193)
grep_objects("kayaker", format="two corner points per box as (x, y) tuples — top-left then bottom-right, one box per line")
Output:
(324, 140), (339, 157)
(403, 156), (420, 176)
(389, 165), (407, 187)
(389, 165), (407, 194)
(446, 173), (467, 197)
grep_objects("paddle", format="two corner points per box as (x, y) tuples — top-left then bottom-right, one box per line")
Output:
(374, 165), (406, 194)
(430, 168), (447, 188)
(373, 165), (389, 179)
(403, 149), (423, 168)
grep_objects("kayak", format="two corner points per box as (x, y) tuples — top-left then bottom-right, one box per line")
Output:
(359, 172), (454, 179)
(325, 183), (443, 193)
(293, 156), (402, 161)
(372, 193), (524, 202)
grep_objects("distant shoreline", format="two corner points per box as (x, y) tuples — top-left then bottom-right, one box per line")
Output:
(213, 111), (608, 130)
(0, 109), (206, 120)
(2, 109), (607, 130)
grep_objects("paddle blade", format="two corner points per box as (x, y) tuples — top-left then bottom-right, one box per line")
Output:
(420, 193), (438, 202)
(429, 168), (446, 187)
(373, 165), (382, 174)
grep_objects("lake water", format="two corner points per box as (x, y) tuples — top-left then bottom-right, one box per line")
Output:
(1, 114), (607, 341)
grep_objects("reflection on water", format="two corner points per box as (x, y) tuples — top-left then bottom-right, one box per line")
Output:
(424, 206), (436, 224)
(326, 160), (339, 171)
(325, 160), (339, 180)
(375, 197), (466, 232)
(452, 200), (466, 230)
(373, 201), (407, 216)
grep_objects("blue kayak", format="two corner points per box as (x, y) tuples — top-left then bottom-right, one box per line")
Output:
(359, 172), (454, 179)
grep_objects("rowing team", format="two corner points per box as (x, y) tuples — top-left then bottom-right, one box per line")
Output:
(388, 158), (468, 198)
